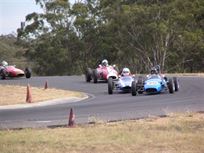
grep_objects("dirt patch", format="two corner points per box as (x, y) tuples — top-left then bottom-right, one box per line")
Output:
(0, 84), (85, 106)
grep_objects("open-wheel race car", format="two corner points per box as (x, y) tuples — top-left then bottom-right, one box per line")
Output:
(131, 74), (179, 96)
(0, 64), (31, 80)
(85, 59), (119, 83)
(108, 75), (135, 94)
(108, 67), (136, 94)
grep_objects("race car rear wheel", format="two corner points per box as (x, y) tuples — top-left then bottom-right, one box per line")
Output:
(108, 77), (113, 94)
(85, 68), (92, 82)
(173, 77), (179, 91)
(168, 78), (174, 94)
(0, 69), (6, 80)
(25, 68), (31, 78)
(131, 81), (137, 96)
(93, 69), (98, 83)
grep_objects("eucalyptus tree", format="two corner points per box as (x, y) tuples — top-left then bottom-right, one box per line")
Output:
(18, 0), (78, 75)
(99, 0), (204, 73)
(17, 0), (204, 75)
(165, 0), (204, 72)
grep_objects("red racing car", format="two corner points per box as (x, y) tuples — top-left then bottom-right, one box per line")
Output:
(85, 60), (119, 83)
(0, 65), (31, 79)
(85, 65), (119, 83)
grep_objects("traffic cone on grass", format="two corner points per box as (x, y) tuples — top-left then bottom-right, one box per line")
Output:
(26, 84), (32, 103)
(68, 108), (75, 127)
(44, 80), (48, 89)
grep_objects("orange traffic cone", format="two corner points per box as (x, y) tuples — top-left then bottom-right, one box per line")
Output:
(26, 84), (32, 103)
(68, 108), (75, 127)
(44, 80), (48, 89)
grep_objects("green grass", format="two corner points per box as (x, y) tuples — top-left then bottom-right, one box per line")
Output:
(0, 112), (204, 153)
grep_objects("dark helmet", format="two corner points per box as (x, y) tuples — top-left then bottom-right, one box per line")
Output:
(155, 65), (161, 73)
(150, 67), (158, 74)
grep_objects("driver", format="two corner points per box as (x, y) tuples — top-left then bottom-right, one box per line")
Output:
(0, 61), (8, 74)
(101, 59), (108, 67)
(150, 67), (158, 75)
(121, 67), (131, 76)
(155, 65), (161, 74)
(146, 67), (158, 78)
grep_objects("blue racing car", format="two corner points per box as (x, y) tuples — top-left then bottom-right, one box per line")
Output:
(131, 74), (179, 96)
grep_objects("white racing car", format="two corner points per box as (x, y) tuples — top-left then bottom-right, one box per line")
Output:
(108, 74), (135, 94)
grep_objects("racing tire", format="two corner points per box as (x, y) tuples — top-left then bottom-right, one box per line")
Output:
(93, 69), (98, 83)
(0, 69), (6, 80)
(131, 81), (137, 96)
(173, 77), (179, 91)
(85, 68), (92, 82)
(108, 78), (113, 94)
(25, 67), (31, 79)
(136, 76), (144, 94)
(168, 78), (174, 94)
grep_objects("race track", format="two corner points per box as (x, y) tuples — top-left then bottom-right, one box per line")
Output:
(0, 76), (204, 129)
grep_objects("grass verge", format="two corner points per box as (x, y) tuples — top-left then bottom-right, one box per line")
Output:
(0, 112), (204, 153)
(0, 85), (85, 106)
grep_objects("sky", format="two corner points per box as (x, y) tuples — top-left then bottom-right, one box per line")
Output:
(0, 0), (77, 35)
(0, 0), (43, 35)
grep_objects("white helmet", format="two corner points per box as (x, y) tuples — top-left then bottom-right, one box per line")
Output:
(2, 61), (8, 66)
(102, 59), (108, 66)
(122, 67), (130, 76)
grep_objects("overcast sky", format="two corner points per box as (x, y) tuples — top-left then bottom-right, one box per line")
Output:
(0, 0), (44, 35)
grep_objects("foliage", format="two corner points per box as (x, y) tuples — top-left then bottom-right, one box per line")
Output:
(14, 0), (204, 75)
(0, 34), (30, 69)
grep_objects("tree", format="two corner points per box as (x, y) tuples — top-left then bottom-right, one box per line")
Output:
(17, 0), (204, 75)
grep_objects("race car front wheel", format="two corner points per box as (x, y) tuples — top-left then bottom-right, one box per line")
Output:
(25, 68), (31, 78)
(108, 78), (113, 94)
(93, 69), (98, 83)
(85, 68), (92, 82)
(173, 77), (179, 91)
(131, 81), (137, 96)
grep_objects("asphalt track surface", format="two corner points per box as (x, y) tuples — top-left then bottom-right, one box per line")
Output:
(0, 76), (204, 129)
